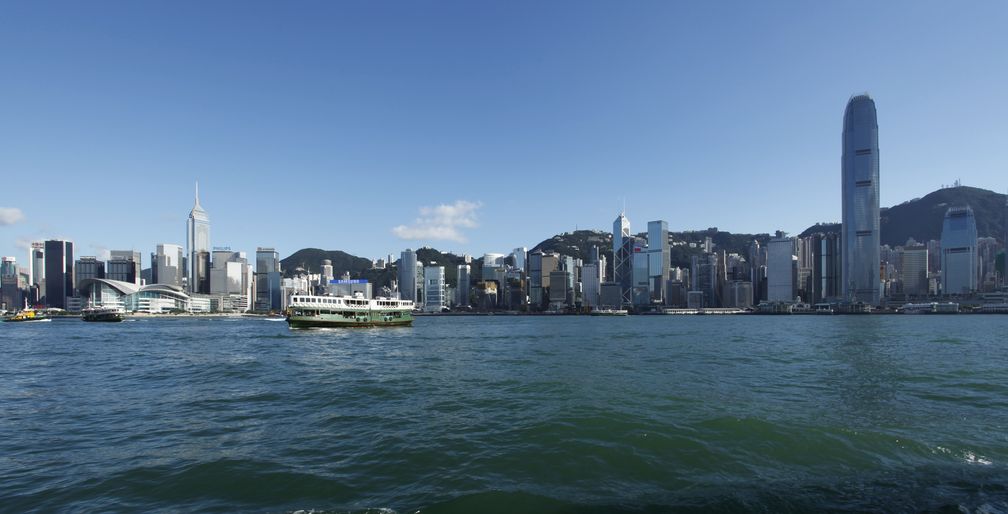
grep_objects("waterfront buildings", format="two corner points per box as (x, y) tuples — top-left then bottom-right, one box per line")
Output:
(44, 239), (74, 309)
(940, 206), (978, 295)
(841, 94), (881, 305)
(186, 182), (211, 293)
(398, 249), (417, 301)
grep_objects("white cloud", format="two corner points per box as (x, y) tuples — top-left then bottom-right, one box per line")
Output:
(0, 207), (24, 226)
(393, 200), (482, 243)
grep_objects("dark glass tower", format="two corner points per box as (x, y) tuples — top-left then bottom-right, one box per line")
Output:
(43, 240), (74, 309)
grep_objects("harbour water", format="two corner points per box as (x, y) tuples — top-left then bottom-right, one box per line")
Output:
(2, 316), (1007, 512)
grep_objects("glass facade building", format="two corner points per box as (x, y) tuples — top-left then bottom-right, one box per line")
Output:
(44, 239), (74, 309)
(940, 206), (978, 295)
(841, 94), (881, 304)
(398, 249), (417, 301)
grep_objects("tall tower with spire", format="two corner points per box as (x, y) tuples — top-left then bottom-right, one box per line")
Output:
(186, 181), (211, 293)
(612, 210), (633, 306)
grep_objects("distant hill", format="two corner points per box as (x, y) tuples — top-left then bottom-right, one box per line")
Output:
(800, 186), (1006, 246)
(280, 248), (372, 277)
(281, 246), (475, 289)
(531, 228), (771, 269)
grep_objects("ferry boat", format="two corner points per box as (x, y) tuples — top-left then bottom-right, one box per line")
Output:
(82, 306), (125, 322)
(898, 302), (959, 314)
(286, 293), (414, 328)
(2, 309), (51, 323)
(590, 308), (629, 316)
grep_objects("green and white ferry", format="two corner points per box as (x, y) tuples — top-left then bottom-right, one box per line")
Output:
(285, 293), (414, 328)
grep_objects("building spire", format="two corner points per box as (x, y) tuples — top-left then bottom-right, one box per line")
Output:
(195, 180), (201, 208)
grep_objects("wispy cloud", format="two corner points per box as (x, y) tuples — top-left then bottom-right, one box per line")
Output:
(0, 207), (24, 226)
(393, 200), (482, 244)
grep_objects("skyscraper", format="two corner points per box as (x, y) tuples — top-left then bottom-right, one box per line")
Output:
(456, 264), (471, 307)
(255, 248), (282, 312)
(423, 266), (446, 312)
(155, 244), (185, 288)
(43, 239), (73, 309)
(841, 94), (881, 304)
(767, 233), (797, 302)
(27, 242), (44, 292)
(647, 220), (670, 302)
(186, 182), (211, 293)
(398, 249), (417, 301)
(940, 206), (978, 295)
(612, 212), (632, 306)
(1, 256), (19, 310)
(106, 251), (142, 285)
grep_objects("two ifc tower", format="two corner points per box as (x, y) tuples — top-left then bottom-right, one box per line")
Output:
(841, 94), (881, 305)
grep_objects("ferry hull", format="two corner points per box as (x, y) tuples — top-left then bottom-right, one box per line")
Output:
(286, 317), (413, 328)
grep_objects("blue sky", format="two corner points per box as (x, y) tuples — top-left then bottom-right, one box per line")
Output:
(1, 1), (1006, 265)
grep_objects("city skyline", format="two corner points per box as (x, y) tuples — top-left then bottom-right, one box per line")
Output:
(2, 2), (1007, 262)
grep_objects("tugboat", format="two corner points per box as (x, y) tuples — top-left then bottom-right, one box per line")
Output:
(286, 293), (413, 328)
(3, 309), (51, 323)
(81, 306), (125, 322)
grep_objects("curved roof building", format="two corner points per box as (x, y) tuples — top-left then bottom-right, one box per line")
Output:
(841, 94), (881, 305)
(77, 278), (199, 313)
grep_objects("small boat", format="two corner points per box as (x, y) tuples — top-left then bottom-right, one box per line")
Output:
(81, 307), (125, 322)
(3, 309), (51, 323)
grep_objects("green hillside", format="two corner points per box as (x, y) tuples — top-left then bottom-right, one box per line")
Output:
(801, 186), (1006, 246)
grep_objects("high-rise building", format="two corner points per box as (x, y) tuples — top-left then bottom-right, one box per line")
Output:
(106, 251), (141, 285)
(320, 259), (334, 284)
(155, 244), (185, 288)
(767, 233), (797, 303)
(210, 249), (247, 295)
(807, 233), (841, 303)
(255, 248), (282, 312)
(27, 242), (44, 292)
(423, 266), (446, 312)
(511, 247), (527, 271)
(841, 94), (881, 305)
(456, 264), (471, 307)
(186, 182), (211, 293)
(901, 243), (929, 297)
(398, 249), (417, 301)
(581, 262), (601, 308)
(1, 256), (20, 310)
(612, 212), (633, 307)
(647, 220), (670, 302)
(43, 239), (74, 309)
(940, 206), (978, 295)
(74, 256), (105, 294)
